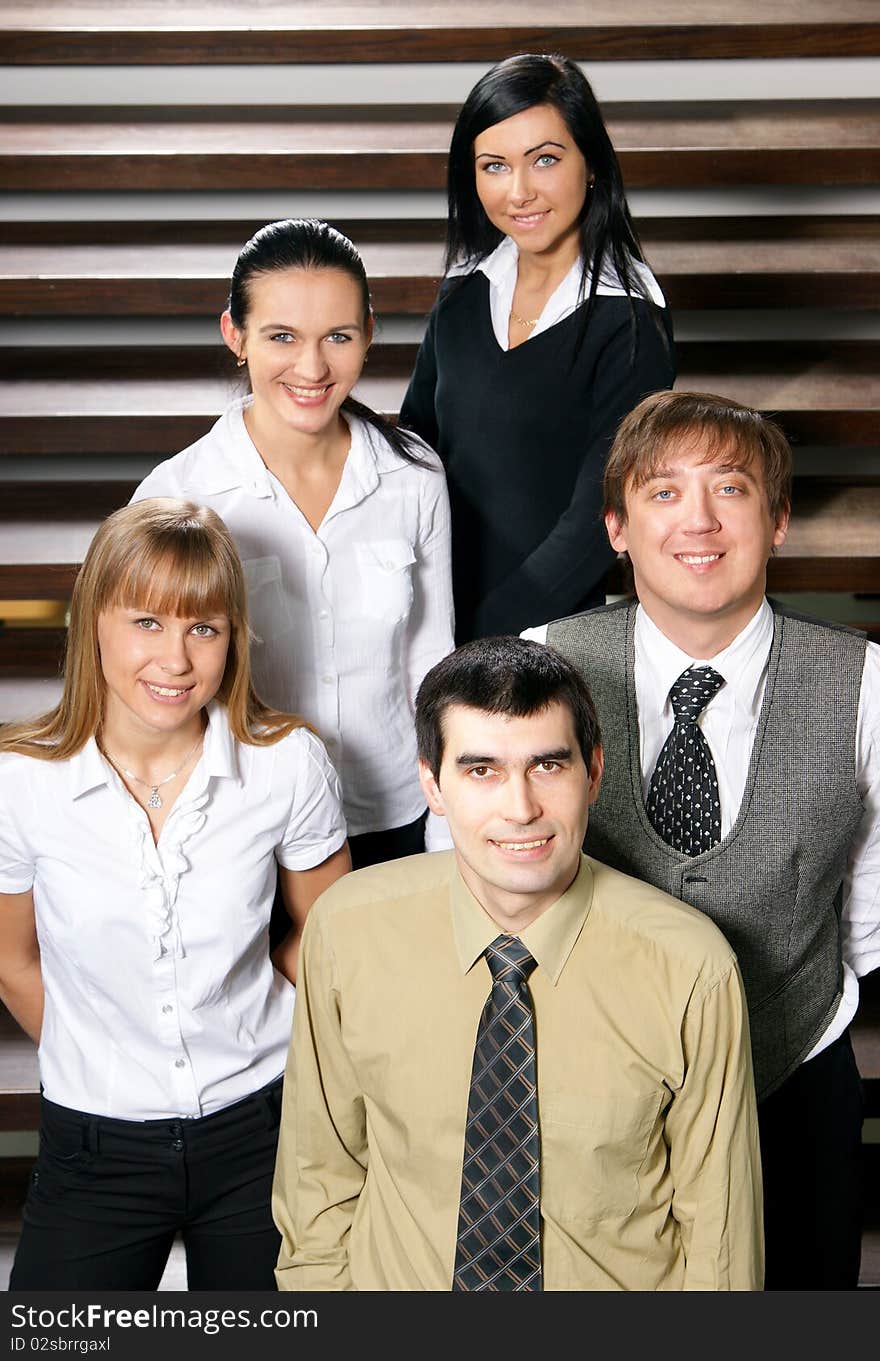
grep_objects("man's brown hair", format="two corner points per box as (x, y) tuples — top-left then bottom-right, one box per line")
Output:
(603, 390), (793, 524)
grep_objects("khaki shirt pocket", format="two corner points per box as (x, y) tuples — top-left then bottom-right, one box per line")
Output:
(540, 1090), (663, 1223)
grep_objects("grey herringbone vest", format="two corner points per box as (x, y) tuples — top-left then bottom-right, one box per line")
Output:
(549, 600), (865, 1099)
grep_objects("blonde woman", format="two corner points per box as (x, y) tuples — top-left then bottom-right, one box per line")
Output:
(0, 499), (350, 1290)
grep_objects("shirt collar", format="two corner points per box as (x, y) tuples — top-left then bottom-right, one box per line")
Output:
(69, 699), (239, 801)
(458, 235), (666, 308)
(201, 401), (398, 511)
(473, 237), (582, 330)
(200, 700), (240, 782)
(450, 854), (594, 985)
(635, 598), (774, 720)
(69, 735), (114, 801)
(176, 396), (274, 498)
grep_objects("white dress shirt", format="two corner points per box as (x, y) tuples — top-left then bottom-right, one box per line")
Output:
(133, 402), (455, 836)
(523, 600), (880, 1059)
(0, 702), (347, 1121)
(450, 235), (667, 353)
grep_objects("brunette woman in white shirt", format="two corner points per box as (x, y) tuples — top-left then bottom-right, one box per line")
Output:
(133, 219), (455, 867)
(0, 498), (350, 1290)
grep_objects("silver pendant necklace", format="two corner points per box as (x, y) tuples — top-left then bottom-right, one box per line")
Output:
(103, 733), (204, 810)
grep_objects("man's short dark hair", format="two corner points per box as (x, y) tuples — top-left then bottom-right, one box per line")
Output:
(416, 636), (602, 780)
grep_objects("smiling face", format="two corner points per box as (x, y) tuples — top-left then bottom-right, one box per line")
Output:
(97, 605), (231, 746)
(473, 103), (590, 265)
(605, 439), (789, 655)
(221, 266), (372, 446)
(419, 701), (602, 932)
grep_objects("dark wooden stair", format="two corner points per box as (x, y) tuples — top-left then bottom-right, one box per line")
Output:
(2, 101), (878, 193)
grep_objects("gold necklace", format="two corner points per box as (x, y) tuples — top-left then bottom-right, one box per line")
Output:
(102, 733), (204, 810)
(510, 309), (539, 329)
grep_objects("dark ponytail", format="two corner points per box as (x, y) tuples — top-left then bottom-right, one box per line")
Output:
(229, 218), (432, 467)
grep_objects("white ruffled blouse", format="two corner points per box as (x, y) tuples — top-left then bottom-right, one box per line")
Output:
(0, 701), (346, 1120)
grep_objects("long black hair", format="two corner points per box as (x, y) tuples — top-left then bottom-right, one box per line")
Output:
(446, 53), (654, 332)
(227, 217), (430, 466)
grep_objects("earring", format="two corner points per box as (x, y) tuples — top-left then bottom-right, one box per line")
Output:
(236, 356), (247, 368)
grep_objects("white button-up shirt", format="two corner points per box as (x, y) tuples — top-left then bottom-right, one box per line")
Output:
(0, 702), (346, 1120)
(133, 402), (455, 836)
(451, 235), (667, 352)
(523, 600), (880, 1059)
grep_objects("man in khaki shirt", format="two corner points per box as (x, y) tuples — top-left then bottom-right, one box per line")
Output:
(273, 637), (763, 1291)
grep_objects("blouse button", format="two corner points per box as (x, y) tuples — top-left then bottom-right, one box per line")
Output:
(174, 1058), (186, 1069)
(162, 1004), (173, 1015)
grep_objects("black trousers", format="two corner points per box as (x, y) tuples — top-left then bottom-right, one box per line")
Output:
(348, 811), (427, 870)
(268, 812), (426, 952)
(759, 1028), (865, 1290)
(10, 1076), (284, 1291)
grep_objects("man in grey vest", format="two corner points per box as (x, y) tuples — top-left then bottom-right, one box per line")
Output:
(524, 390), (878, 1290)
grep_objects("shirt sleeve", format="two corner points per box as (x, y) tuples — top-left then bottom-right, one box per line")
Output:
(841, 641), (880, 979)
(272, 904), (367, 1290)
(0, 760), (35, 894)
(664, 958), (764, 1291)
(519, 624), (550, 644)
(472, 306), (675, 637)
(275, 730), (348, 871)
(129, 458), (181, 503)
(403, 459), (455, 714)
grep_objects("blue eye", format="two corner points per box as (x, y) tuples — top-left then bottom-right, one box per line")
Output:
(270, 332), (295, 343)
(535, 154), (559, 167)
(326, 333), (352, 344)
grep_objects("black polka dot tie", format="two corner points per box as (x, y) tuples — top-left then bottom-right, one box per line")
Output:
(646, 665), (725, 856)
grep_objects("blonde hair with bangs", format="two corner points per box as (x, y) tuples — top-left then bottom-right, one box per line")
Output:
(1, 499), (308, 760)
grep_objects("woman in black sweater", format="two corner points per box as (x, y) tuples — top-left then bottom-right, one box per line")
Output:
(400, 53), (675, 642)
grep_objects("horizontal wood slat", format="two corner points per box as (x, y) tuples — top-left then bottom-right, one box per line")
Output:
(3, 217), (879, 316)
(4, 2), (880, 63)
(0, 1009), (39, 1133)
(2, 481), (879, 607)
(2, 341), (877, 453)
(1, 102), (878, 192)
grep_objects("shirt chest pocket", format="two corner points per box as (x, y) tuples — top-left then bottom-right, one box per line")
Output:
(540, 1090), (663, 1223)
(354, 539), (416, 623)
(242, 555), (295, 641)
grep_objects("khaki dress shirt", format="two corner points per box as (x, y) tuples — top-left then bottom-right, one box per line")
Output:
(273, 852), (763, 1291)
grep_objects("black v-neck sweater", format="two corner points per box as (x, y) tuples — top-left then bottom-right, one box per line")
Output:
(400, 271), (675, 642)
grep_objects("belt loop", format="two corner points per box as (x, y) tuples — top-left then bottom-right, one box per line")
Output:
(261, 1078), (283, 1129)
(84, 1116), (99, 1156)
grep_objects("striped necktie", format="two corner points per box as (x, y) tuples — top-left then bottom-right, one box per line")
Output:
(646, 664), (725, 855)
(452, 934), (542, 1291)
